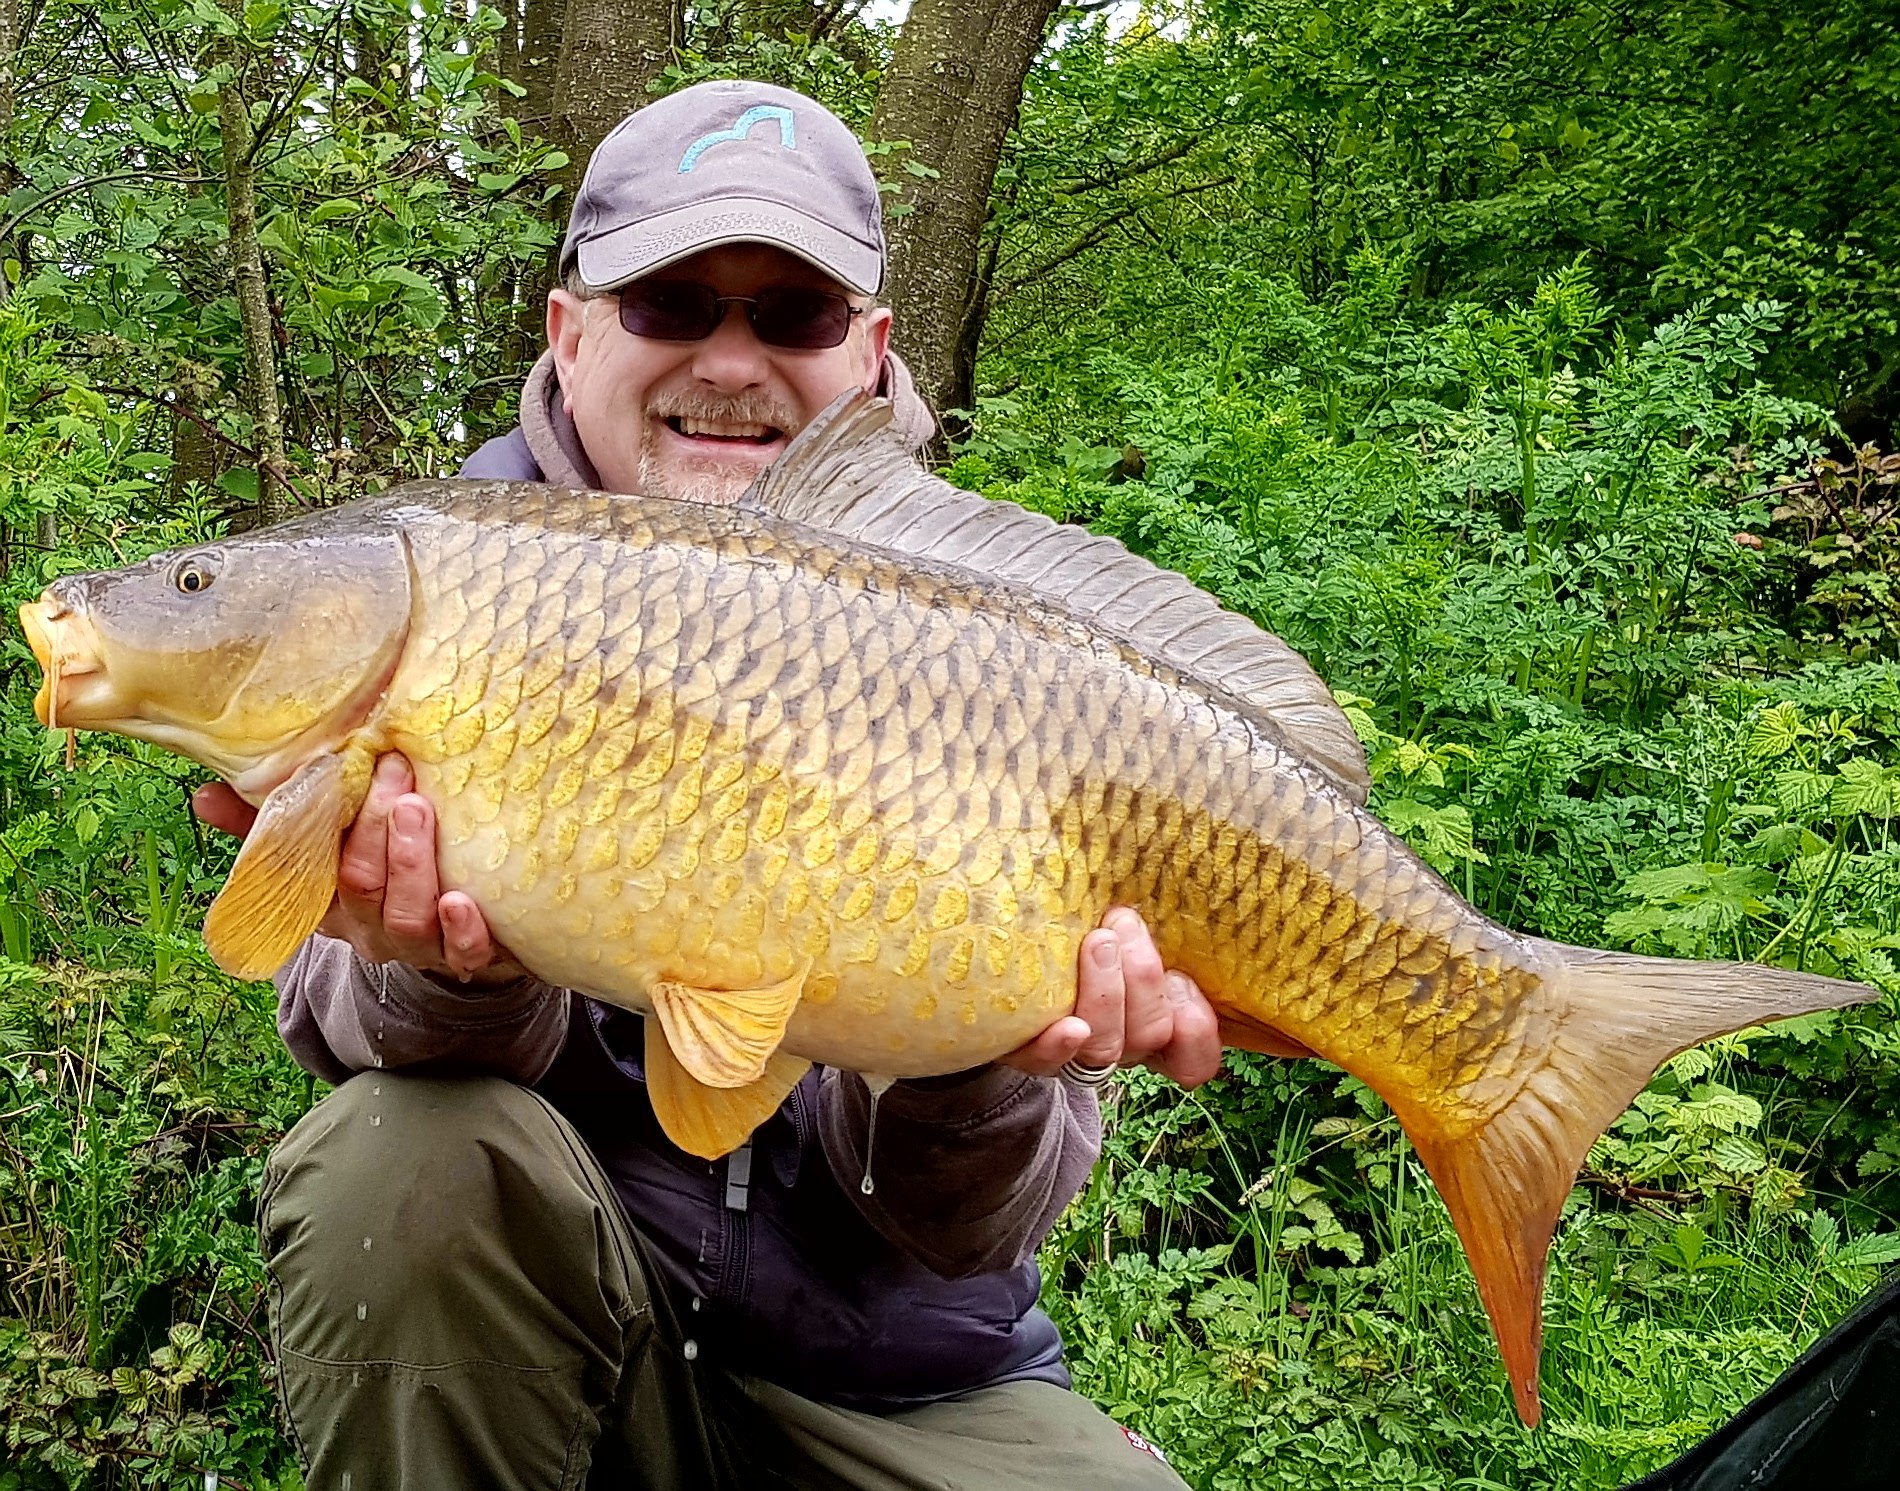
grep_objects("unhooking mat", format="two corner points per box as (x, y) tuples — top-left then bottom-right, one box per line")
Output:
(1625, 1270), (1900, 1490)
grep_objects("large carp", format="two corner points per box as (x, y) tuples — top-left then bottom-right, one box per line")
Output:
(19, 393), (1868, 1422)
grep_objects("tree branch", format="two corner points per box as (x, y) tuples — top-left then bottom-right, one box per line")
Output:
(1055, 135), (1197, 196)
(91, 384), (301, 495)
(999, 174), (1235, 296)
(242, 5), (348, 171)
(0, 171), (216, 292)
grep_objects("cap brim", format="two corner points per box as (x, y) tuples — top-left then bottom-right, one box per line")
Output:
(576, 198), (883, 297)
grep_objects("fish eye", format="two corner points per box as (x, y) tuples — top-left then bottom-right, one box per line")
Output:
(172, 557), (220, 595)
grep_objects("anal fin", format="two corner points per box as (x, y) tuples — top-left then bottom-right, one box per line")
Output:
(645, 1018), (810, 1158)
(1218, 1010), (1316, 1059)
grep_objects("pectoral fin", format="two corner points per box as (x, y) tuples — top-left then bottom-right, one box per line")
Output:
(648, 964), (807, 1089)
(645, 1018), (811, 1158)
(202, 754), (349, 980)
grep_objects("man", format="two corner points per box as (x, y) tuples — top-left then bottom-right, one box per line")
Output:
(196, 81), (1223, 1489)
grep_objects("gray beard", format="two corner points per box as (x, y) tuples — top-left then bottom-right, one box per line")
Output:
(638, 393), (799, 505)
(635, 445), (755, 506)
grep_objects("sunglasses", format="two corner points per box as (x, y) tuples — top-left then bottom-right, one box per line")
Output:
(616, 280), (863, 350)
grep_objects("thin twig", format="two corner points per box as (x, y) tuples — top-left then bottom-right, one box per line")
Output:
(0, 170), (216, 264)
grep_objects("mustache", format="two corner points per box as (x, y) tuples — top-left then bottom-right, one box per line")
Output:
(646, 391), (799, 432)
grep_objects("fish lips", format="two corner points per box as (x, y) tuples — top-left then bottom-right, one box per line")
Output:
(19, 595), (114, 729)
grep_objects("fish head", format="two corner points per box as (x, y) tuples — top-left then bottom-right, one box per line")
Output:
(19, 528), (411, 793)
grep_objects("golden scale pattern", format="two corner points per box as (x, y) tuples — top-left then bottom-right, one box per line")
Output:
(375, 488), (1553, 1113)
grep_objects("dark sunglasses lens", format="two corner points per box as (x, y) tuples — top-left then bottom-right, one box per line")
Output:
(752, 288), (854, 349)
(619, 281), (719, 341)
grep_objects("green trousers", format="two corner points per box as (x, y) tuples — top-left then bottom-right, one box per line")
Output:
(259, 1073), (1188, 1491)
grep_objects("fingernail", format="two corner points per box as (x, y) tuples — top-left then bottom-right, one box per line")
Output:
(1090, 935), (1120, 970)
(393, 802), (425, 835)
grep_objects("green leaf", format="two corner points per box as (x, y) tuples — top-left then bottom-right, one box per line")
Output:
(1710, 1133), (1765, 1174)
(215, 467), (259, 503)
(1774, 769), (1832, 816)
(1832, 1233), (1900, 1270)
(1749, 703), (1803, 758)
(309, 199), (360, 224)
(1832, 758), (1896, 817)
(311, 284), (368, 310)
(370, 266), (437, 293)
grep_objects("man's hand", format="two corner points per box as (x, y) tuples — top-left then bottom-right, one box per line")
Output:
(192, 754), (526, 985)
(1000, 906), (1226, 1089)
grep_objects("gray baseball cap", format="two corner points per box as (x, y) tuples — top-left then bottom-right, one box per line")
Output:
(560, 81), (886, 297)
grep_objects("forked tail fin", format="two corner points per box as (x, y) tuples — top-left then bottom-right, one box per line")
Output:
(1402, 944), (1872, 1426)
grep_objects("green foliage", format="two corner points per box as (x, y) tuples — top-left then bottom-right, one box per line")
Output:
(5, 0), (564, 508)
(3, 3), (1900, 1486)
(966, 260), (1900, 1485)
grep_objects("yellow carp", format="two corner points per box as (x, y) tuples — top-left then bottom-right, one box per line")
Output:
(18, 394), (1869, 1422)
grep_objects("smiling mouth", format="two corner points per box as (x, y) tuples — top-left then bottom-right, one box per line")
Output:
(663, 415), (784, 444)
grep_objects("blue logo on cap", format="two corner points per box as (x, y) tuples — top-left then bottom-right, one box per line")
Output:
(678, 105), (798, 173)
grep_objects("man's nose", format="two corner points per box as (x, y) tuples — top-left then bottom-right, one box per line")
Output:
(688, 301), (770, 389)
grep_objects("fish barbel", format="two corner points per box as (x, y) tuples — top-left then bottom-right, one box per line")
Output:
(18, 394), (1870, 1422)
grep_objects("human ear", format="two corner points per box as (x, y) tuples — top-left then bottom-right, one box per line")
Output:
(858, 305), (893, 393)
(547, 290), (590, 412)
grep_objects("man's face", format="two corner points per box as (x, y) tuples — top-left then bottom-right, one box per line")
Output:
(547, 243), (893, 504)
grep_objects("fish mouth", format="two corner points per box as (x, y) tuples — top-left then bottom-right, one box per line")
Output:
(19, 596), (117, 729)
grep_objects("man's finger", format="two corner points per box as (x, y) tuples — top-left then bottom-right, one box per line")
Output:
(191, 783), (256, 840)
(1071, 927), (1127, 1069)
(1153, 972), (1224, 1089)
(377, 793), (443, 964)
(335, 754), (414, 905)
(440, 893), (521, 981)
(1108, 907), (1172, 1061)
(996, 1015), (1090, 1077)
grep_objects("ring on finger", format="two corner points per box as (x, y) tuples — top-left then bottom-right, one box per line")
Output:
(1058, 1058), (1120, 1088)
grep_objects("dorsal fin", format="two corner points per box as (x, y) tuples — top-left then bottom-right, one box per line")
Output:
(748, 392), (1371, 804)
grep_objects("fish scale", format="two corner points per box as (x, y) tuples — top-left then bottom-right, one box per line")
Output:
(20, 391), (1871, 1423)
(371, 486), (1538, 1111)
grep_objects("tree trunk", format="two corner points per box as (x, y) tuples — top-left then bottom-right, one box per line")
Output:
(169, 406), (226, 508)
(521, 0), (567, 134)
(4, 0), (26, 555)
(348, 7), (399, 118)
(872, 0), (1058, 421)
(217, 2), (292, 524)
(551, 0), (680, 194)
